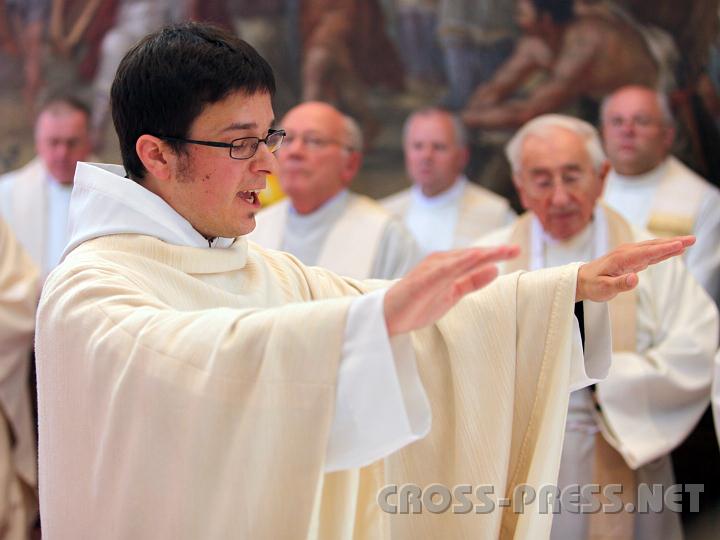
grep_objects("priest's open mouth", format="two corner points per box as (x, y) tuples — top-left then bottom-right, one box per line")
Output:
(238, 190), (261, 207)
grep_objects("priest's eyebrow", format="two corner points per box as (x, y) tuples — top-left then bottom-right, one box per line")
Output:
(219, 120), (276, 134)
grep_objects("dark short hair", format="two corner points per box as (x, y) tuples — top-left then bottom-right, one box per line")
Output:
(111, 22), (276, 181)
(532, 0), (575, 24)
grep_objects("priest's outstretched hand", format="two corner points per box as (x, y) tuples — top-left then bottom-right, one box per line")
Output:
(575, 236), (695, 302)
(384, 236), (695, 337)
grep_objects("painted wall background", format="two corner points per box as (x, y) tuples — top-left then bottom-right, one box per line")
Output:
(0, 0), (718, 208)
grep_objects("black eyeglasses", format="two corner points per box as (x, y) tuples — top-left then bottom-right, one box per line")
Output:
(156, 129), (286, 160)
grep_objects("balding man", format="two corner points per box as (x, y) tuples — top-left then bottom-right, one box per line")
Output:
(382, 108), (515, 254)
(249, 101), (419, 279)
(602, 85), (720, 307)
(0, 95), (93, 278)
(478, 114), (718, 540)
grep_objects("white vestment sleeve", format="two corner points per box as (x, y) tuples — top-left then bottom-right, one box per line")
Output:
(686, 191), (720, 306)
(568, 301), (612, 392)
(324, 288), (431, 472)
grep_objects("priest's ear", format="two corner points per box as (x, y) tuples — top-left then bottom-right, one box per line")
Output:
(136, 134), (176, 182)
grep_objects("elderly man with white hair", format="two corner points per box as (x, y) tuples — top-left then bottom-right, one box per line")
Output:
(382, 107), (515, 255)
(249, 101), (419, 279)
(478, 114), (719, 540)
(602, 85), (720, 308)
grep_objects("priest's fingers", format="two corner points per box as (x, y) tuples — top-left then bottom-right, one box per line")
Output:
(576, 235), (690, 301)
(599, 273), (640, 301)
(576, 269), (640, 302)
(441, 245), (519, 275)
(633, 235), (695, 248)
(611, 239), (687, 274)
(385, 246), (519, 336)
(416, 246), (519, 289)
(451, 264), (500, 301)
(385, 264), (497, 336)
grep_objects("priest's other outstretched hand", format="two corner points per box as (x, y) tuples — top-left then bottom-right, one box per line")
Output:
(576, 236), (695, 302)
(384, 236), (694, 336)
(384, 245), (520, 336)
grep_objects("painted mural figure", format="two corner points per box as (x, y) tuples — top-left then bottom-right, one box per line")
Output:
(462, 0), (664, 130)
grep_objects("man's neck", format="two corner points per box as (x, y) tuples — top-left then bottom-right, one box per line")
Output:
(45, 169), (73, 187)
(420, 176), (461, 198)
(130, 173), (219, 242)
(291, 188), (346, 215)
(613, 159), (666, 179)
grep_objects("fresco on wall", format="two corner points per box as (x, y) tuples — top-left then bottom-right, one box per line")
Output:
(0, 0), (718, 206)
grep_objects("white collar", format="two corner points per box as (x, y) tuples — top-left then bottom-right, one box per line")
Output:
(529, 206), (608, 270)
(410, 175), (467, 208)
(287, 189), (350, 228)
(62, 162), (235, 261)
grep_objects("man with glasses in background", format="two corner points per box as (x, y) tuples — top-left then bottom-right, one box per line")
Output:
(602, 85), (720, 308)
(249, 101), (420, 279)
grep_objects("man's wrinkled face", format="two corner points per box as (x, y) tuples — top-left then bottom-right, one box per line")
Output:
(515, 127), (606, 241)
(601, 87), (674, 175)
(168, 91), (278, 238)
(35, 108), (92, 184)
(404, 112), (468, 198)
(276, 102), (356, 214)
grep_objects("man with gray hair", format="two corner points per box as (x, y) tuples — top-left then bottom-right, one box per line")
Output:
(249, 101), (419, 279)
(478, 113), (718, 540)
(602, 85), (720, 308)
(382, 107), (515, 254)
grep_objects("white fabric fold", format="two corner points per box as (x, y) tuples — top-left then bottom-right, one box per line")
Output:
(568, 301), (612, 392)
(326, 288), (431, 471)
(63, 162), (235, 258)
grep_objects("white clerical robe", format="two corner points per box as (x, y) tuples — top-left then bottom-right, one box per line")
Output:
(0, 218), (40, 538)
(248, 190), (420, 279)
(604, 156), (720, 307)
(478, 205), (719, 540)
(381, 175), (516, 254)
(0, 157), (78, 278)
(36, 162), (613, 539)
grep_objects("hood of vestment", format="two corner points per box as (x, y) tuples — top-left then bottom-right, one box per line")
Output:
(62, 162), (238, 264)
